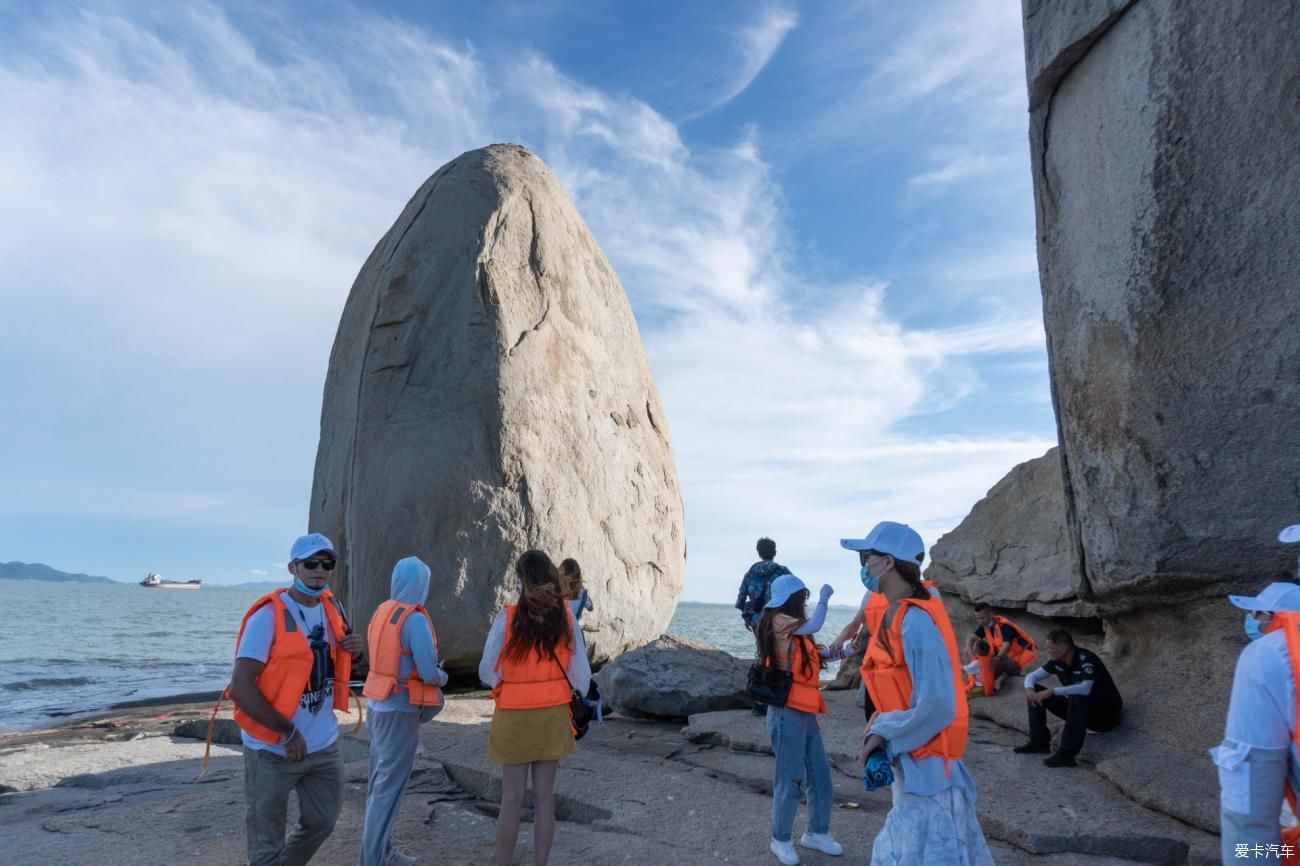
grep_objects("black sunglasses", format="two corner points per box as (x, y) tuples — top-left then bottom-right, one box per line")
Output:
(298, 557), (337, 571)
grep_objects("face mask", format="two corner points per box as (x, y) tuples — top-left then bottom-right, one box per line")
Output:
(860, 563), (880, 593)
(1244, 612), (1263, 641)
(293, 578), (326, 598)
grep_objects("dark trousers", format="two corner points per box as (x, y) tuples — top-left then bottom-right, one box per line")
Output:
(1027, 684), (1121, 756)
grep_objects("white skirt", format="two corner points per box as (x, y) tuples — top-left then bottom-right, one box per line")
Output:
(870, 770), (995, 866)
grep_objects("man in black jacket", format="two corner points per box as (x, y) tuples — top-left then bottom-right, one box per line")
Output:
(1013, 629), (1123, 768)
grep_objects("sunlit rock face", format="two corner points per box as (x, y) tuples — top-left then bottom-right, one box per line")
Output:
(310, 144), (686, 673)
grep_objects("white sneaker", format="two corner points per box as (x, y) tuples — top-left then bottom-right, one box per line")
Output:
(385, 851), (417, 866)
(800, 831), (843, 856)
(770, 838), (800, 865)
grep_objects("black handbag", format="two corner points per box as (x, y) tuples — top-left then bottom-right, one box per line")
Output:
(551, 649), (593, 740)
(746, 662), (793, 706)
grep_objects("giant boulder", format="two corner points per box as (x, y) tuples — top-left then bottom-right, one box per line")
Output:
(1025, 0), (1300, 610)
(310, 144), (686, 673)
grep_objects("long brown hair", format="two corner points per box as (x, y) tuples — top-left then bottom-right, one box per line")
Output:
(876, 557), (930, 656)
(755, 589), (823, 679)
(559, 557), (583, 599)
(502, 550), (571, 664)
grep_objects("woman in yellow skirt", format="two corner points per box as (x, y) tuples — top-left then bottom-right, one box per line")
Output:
(478, 550), (590, 865)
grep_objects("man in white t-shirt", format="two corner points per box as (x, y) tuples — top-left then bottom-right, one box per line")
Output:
(229, 533), (364, 866)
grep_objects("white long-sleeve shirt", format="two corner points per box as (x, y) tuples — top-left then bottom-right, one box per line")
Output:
(1213, 629), (1300, 854)
(1024, 665), (1094, 696)
(478, 608), (591, 695)
(868, 604), (978, 798)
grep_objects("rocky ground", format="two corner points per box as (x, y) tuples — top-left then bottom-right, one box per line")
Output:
(0, 687), (1219, 865)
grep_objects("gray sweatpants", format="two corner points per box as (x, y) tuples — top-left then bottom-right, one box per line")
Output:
(358, 710), (422, 866)
(244, 741), (344, 866)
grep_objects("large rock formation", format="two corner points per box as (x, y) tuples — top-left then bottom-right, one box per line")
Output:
(926, 447), (1087, 616)
(309, 144), (686, 673)
(1024, 0), (1300, 610)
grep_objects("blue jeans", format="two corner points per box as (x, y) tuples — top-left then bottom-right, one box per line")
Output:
(767, 704), (833, 842)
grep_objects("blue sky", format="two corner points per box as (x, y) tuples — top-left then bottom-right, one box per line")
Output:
(0, 0), (1056, 602)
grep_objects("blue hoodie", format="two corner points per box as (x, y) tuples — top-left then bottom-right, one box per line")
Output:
(368, 556), (449, 714)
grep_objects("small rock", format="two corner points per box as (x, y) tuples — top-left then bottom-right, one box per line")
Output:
(172, 718), (240, 746)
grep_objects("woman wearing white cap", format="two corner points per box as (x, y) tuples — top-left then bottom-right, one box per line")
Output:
(1213, 524), (1300, 861)
(755, 573), (843, 865)
(850, 521), (993, 866)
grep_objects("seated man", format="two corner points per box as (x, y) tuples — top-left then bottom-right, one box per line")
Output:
(966, 603), (1037, 680)
(1014, 629), (1122, 768)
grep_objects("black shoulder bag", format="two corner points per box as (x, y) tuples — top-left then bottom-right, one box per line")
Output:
(550, 648), (592, 740)
(746, 661), (793, 706)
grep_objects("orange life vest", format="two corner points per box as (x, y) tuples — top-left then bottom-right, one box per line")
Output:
(861, 580), (939, 682)
(230, 588), (354, 744)
(984, 614), (1038, 668)
(964, 651), (997, 697)
(775, 634), (827, 715)
(492, 604), (573, 710)
(862, 594), (969, 768)
(1278, 613), (1300, 864)
(363, 599), (442, 707)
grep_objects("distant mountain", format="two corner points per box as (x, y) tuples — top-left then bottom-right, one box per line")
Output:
(225, 581), (284, 590)
(0, 561), (116, 583)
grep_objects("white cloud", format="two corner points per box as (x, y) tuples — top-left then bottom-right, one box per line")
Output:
(0, 5), (1050, 602)
(249, 568), (268, 576)
(690, 3), (799, 118)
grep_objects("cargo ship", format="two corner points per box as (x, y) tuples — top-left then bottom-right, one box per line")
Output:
(139, 572), (201, 589)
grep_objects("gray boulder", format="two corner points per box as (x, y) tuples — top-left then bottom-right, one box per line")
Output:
(594, 634), (751, 720)
(926, 447), (1087, 614)
(172, 718), (240, 746)
(1025, 0), (1300, 610)
(309, 144), (686, 673)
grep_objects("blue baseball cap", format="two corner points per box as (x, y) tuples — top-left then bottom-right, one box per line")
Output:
(1229, 582), (1300, 613)
(840, 521), (926, 566)
(765, 574), (808, 609)
(290, 533), (336, 562)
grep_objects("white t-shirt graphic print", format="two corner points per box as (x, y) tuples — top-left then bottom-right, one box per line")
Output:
(235, 593), (339, 756)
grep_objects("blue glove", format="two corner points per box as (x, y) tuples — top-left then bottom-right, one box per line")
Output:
(863, 749), (894, 792)
(818, 584), (834, 605)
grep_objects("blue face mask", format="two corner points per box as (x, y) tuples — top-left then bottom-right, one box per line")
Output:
(1244, 612), (1266, 641)
(293, 578), (326, 598)
(860, 563), (880, 593)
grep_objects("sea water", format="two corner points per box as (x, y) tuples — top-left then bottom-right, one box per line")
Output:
(0, 580), (860, 732)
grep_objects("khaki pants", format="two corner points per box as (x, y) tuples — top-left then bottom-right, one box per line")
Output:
(244, 742), (344, 866)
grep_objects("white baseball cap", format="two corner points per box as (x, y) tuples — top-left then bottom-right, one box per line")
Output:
(1279, 525), (1300, 544)
(840, 521), (926, 566)
(290, 532), (336, 562)
(1229, 582), (1300, 613)
(765, 574), (809, 609)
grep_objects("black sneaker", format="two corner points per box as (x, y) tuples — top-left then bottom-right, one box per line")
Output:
(1013, 742), (1050, 755)
(1043, 752), (1077, 768)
